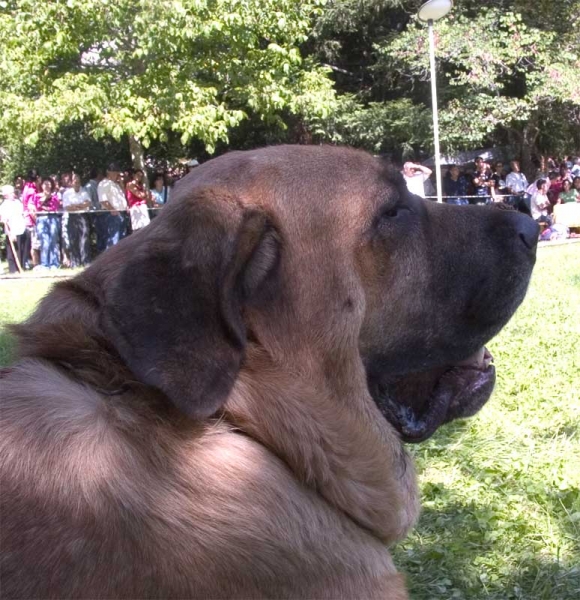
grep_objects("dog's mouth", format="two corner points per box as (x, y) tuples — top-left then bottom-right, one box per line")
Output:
(370, 347), (495, 443)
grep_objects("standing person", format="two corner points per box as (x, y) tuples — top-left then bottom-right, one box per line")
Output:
(85, 167), (107, 255)
(149, 173), (169, 220)
(186, 158), (199, 174)
(443, 165), (469, 205)
(0, 185), (27, 273)
(97, 163), (128, 249)
(472, 157), (494, 204)
(21, 169), (40, 208)
(125, 169), (151, 232)
(62, 174), (92, 267)
(57, 173), (72, 201)
(491, 161), (508, 203)
(150, 174), (169, 206)
(32, 178), (62, 270)
(401, 162), (432, 199)
(13, 175), (24, 199)
(85, 168), (104, 210)
(57, 174), (72, 267)
(505, 160), (530, 214)
(22, 169), (41, 268)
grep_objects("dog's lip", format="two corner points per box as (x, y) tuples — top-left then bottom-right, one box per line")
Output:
(372, 346), (496, 443)
(455, 346), (494, 370)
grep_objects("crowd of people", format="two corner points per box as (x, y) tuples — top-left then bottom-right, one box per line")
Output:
(2, 153), (580, 274)
(402, 155), (580, 234)
(0, 160), (200, 274)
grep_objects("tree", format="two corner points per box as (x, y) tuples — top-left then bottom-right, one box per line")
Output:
(303, 0), (580, 167)
(305, 1), (429, 158)
(0, 0), (335, 171)
(373, 2), (580, 169)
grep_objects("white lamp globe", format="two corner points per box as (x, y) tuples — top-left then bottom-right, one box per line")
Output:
(418, 0), (453, 22)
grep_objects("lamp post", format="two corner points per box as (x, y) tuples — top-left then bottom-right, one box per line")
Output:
(418, 0), (453, 203)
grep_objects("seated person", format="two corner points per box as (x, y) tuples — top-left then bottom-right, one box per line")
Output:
(558, 179), (578, 203)
(546, 171), (561, 209)
(572, 177), (580, 202)
(530, 179), (552, 228)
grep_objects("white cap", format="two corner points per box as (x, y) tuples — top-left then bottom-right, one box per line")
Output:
(186, 159), (199, 167)
(1, 184), (15, 196)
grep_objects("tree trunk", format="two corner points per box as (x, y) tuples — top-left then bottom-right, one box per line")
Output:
(520, 122), (539, 180)
(506, 121), (539, 180)
(129, 135), (146, 172)
(129, 135), (149, 190)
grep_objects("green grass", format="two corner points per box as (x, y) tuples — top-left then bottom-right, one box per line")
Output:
(1, 245), (579, 599)
(0, 278), (57, 365)
(396, 244), (580, 600)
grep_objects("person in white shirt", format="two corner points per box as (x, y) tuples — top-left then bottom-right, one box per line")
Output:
(530, 179), (552, 227)
(401, 162), (432, 199)
(0, 184), (27, 273)
(62, 174), (92, 267)
(505, 160), (531, 215)
(97, 163), (128, 249)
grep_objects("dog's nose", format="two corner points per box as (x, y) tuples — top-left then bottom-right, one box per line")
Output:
(514, 213), (540, 250)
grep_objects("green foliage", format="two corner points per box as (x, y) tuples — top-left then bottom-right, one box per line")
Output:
(375, 4), (580, 157)
(0, 0), (335, 158)
(1, 121), (130, 181)
(310, 95), (431, 156)
(1, 0), (579, 172)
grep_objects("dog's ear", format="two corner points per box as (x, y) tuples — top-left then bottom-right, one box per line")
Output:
(101, 190), (280, 419)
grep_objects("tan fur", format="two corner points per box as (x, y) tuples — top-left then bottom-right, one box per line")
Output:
(1, 357), (412, 599)
(1, 145), (538, 599)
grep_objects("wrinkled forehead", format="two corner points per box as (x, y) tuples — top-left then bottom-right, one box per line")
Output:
(179, 148), (403, 232)
(268, 154), (400, 220)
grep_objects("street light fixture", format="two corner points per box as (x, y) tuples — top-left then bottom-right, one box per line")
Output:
(418, 0), (453, 203)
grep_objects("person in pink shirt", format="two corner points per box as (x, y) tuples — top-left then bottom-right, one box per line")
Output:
(22, 169), (41, 268)
(32, 178), (62, 270)
(125, 169), (151, 231)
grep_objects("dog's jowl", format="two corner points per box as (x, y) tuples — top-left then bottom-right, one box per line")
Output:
(0, 146), (537, 599)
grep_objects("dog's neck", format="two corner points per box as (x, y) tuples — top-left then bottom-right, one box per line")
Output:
(14, 280), (419, 543)
(225, 344), (419, 543)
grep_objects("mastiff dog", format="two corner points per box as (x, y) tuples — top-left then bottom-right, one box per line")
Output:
(0, 146), (538, 599)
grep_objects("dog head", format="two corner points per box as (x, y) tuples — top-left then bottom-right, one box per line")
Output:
(20, 146), (537, 443)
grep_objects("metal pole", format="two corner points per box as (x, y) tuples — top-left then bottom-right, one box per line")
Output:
(428, 19), (443, 203)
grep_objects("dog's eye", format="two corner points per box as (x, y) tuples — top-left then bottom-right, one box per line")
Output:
(379, 205), (409, 221)
(382, 207), (400, 219)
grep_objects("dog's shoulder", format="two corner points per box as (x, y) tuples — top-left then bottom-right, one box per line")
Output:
(0, 358), (402, 599)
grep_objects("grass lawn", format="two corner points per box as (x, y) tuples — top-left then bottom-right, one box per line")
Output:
(0, 278), (59, 365)
(1, 245), (579, 599)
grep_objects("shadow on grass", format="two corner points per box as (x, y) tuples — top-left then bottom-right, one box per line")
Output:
(397, 414), (580, 599)
(0, 329), (16, 367)
(568, 273), (580, 288)
(394, 498), (580, 600)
